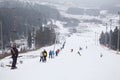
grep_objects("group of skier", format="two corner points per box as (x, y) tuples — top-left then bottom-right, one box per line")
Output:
(9, 41), (66, 69)
(70, 46), (84, 56)
(40, 42), (88, 62)
(9, 40), (104, 70)
(39, 41), (65, 62)
(39, 48), (61, 62)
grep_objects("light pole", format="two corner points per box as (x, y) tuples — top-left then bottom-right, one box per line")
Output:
(12, 16), (17, 42)
(117, 12), (120, 54)
(0, 21), (3, 54)
(31, 27), (36, 50)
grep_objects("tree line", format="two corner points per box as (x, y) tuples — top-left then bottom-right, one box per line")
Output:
(0, 1), (60, 49)
(99, 26), (120, 50)
(27, 26), (56, 49)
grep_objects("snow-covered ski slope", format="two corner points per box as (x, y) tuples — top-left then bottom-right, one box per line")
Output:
(0, 22), (120, 80)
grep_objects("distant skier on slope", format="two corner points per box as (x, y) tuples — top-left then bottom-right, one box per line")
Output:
(86, 46), (87, 49)
(61, 41), (66, 50)
(11, 43), (18, 69)
(77, 51), (81, 56)
(100, 53), (103, 58)
(79, 47), (82, 50)
(71, 49), (73, 52)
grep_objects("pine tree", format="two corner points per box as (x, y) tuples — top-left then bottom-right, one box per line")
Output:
(99, 31), (105, 45)
(35, 27), (56, 48)
(112, 27), (118, 49)
(27, 30), (32, 49)
(109, 30), (113, 48)
(105, 32), (109, 46)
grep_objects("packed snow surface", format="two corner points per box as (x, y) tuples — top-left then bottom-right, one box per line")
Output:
(0, 23), (120, 80)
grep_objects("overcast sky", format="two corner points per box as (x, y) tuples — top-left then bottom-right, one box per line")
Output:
(3, 0), (120, 8)
(65, 0), (120, 7)
(47, 0), (120, 8)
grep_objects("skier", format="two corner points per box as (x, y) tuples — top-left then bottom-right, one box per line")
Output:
(49, 50), (52, 59)
(71, 49), (73, 52)
(61, 41), (66, 49)
(77, 51), (81, 56)
(51, 50), (55, 58)
(42, 49), (47, 62)
(40, 52), (44, 62)
(11, 43), (18, 69)
(55, 49), (60, 56)
(100, 53), (103, 58)
(79, 47), (82, 50)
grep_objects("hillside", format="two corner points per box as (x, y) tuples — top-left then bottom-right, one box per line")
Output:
(0, 20), (120, 80)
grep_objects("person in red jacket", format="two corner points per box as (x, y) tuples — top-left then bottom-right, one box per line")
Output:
(55, 49), (60, 56)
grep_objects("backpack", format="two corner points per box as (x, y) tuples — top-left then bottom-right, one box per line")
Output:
(43, 52), (47, 56)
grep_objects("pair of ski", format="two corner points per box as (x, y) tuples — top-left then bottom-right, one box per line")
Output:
(0, 60), (23, 69)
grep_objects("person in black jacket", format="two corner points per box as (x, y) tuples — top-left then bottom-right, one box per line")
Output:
(11, 43), (18, 69)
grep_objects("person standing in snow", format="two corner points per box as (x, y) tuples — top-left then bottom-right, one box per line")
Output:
(49, 50), (52, 59)
(42, 49), (47, 62)
(40, 52), (44, 62)
(55, 49), (60, 56)
(100, 53), (103, 58)
(51, 50), (55, 58)
(11, 43), (18, 69)
(71, 49), (73, 52)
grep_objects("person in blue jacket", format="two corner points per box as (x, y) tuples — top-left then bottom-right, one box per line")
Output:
(49, 50), (52, 58)
(51, 50), (55, 58)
